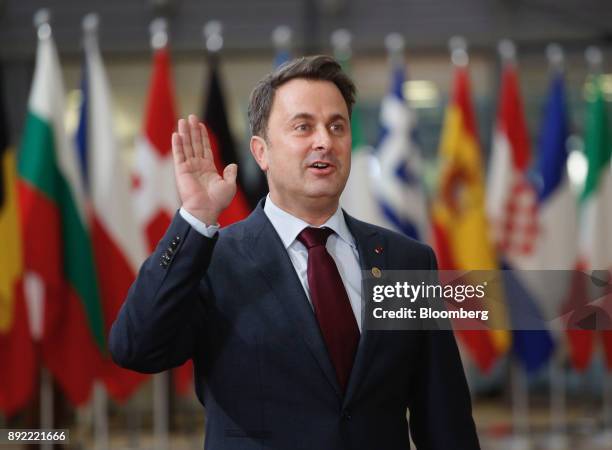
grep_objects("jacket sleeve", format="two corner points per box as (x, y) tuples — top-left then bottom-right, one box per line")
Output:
(108, 211), (217, 374)
(407, 247), (481, 450)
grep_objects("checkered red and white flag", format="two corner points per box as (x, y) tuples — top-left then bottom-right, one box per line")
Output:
(486, 58), (555, 373)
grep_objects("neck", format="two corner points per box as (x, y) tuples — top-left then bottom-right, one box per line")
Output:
(269, 192), (339, 226)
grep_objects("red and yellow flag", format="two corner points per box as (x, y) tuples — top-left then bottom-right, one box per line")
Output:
(0, 139), (37, 417)
(432, 66), (510, 372)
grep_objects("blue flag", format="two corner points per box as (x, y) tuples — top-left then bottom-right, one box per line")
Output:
(374, 62), (428, 241)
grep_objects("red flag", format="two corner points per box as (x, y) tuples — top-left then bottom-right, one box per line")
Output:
(133, 46), (179, 252)
(431, 66), (510, 372)
(18, 27), (106, 406)
(79, 27), (149, 401)
(133, 45), (206, 396)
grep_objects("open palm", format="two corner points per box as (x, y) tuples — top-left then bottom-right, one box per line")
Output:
(172, 114), (237, 225)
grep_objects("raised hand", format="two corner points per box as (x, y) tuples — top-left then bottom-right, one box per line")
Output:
(172, 114), (237, 225)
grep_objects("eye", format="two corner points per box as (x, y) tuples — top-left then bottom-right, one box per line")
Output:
(294, 123), (311, 132)
(330, 122), (345, 133)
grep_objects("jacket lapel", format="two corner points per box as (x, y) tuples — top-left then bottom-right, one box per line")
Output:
(240, 202), (388, 405)
(242, 204), (343, 400)
(342, 213), (387, 407)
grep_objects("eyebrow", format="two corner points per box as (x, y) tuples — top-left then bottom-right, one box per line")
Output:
(288, 113), (315, 122)
(328, 113), (348, 123)
(288, 112), (349, 123)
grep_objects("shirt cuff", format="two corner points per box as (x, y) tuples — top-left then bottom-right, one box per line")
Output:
(179, 207), (220, 238)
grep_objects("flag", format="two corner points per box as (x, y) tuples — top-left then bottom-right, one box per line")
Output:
(431, 65), (510, 372)
(338, 59), (381, 226)
(0, 64), (36, 417)
(132, 46), (179, 252)
(76, 26), (149, 402)
(132, 45), (187, 394)
(202, 54), (251, 226)
(17, 26), (105, 405)
(580, 73), (612, 368)
(171, 53), (255, 396)
(372, 61), (428, 241)
(580, 74), (612, 270)
(533, 74), (577, 271)
(340, 102), (381, 224)
(486, 61), (554, 374)
(532, 71), (591, 371)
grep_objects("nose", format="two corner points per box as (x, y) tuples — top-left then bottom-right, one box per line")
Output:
(313, 125), (332, 151)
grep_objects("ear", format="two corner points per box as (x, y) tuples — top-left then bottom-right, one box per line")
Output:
(250, 136), (269, 172)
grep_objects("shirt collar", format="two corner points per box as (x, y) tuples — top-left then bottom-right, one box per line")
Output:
(263, 194), (356, 250)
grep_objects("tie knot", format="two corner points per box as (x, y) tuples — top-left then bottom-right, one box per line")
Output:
(297, 227), (334, 249)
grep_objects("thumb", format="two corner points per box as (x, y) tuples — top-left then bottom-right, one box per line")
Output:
(223, 163), (238, 184)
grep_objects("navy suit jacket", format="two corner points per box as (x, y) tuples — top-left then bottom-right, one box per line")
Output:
(109, 199), (480, 450)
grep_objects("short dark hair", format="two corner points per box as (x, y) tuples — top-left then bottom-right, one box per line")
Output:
(247, 55), (356, 138)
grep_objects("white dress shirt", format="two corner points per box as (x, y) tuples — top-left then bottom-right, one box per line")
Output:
(179, 195), (363, 331)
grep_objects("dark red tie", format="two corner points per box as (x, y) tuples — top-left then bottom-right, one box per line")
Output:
(297, 227), (360, 392)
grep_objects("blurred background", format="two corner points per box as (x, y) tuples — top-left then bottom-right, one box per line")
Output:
(1, 0), (612, 449)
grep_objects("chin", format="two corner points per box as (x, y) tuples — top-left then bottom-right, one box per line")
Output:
(304, 187), (343, 201)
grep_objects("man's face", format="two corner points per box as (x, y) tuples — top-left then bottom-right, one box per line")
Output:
(254, 78), (352, 207)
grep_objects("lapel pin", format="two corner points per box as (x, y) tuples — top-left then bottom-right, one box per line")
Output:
(371, 267), (382, 278)
(374, 246), (384, 254)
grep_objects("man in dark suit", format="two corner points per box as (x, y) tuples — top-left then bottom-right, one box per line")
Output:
(110, 55), (480, 449)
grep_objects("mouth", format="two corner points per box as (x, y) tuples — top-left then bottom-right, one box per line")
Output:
(307, 161), (336, 174)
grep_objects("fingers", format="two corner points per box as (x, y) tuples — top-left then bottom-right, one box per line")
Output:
(199, 123), (214, 161)
(188, 114), (204, 158)
(178, 115), (210, 160)
(223, 163), (238, 184)
(177, 118), (194, 159)
(171, 132), (186, 164)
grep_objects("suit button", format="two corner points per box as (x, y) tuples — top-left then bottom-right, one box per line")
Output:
(160, 253), (171, 266)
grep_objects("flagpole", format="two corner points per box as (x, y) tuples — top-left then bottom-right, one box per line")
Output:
(495, 39), (532, 450)
(92, 382), (109, 450)
(126, 396), (142, 449)
(540, 42), (570, 450)
(79, 13), (112, 450)
(509, 361), (531, 450)
(31, 10), (54, 450)
(204, 20), (223, 54)
(153, 372), (169, 450)
(602, 371), (612, 443)
(272, 25), (292, 67)
(330, 28), (352, 66)
(548, 348), (569, 449)
(384, 32), (405, 67)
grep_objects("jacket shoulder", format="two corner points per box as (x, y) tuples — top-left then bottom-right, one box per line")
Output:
(346, 215), (436, 270)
